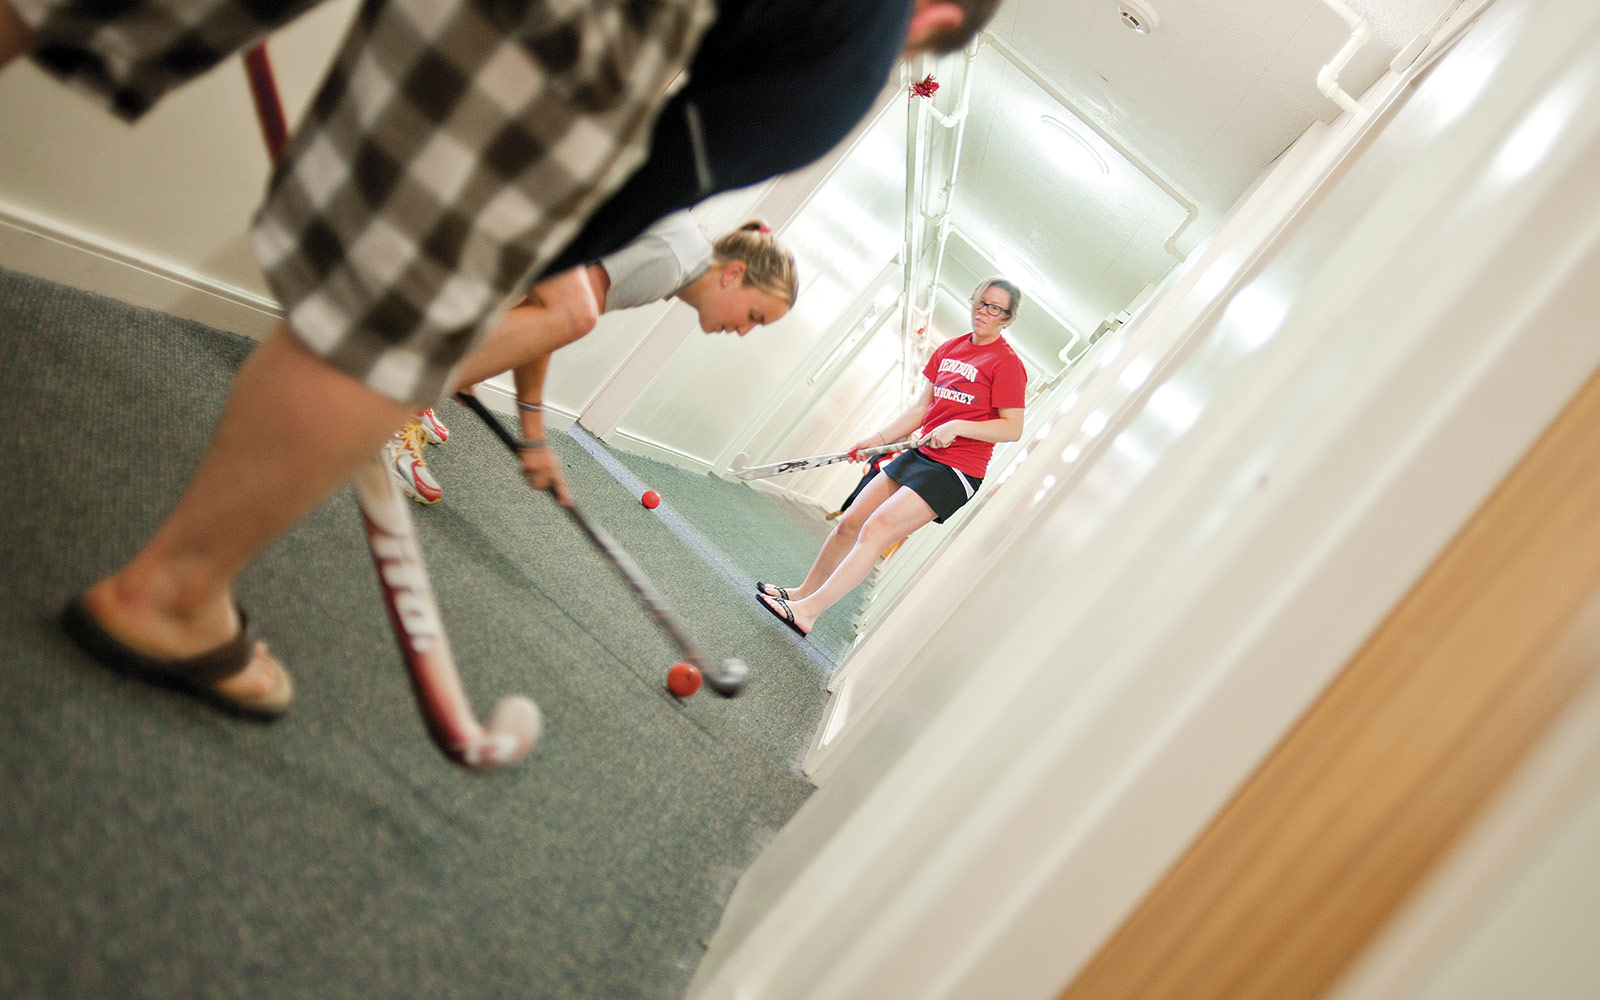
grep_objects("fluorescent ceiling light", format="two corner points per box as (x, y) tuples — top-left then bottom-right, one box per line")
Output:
(1039, 115), (1109, 179)
(993, 244), (1045, 287)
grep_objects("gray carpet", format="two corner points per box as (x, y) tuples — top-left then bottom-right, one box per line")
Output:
(0, 267), (837, 999)
(567, 436), (872, 663)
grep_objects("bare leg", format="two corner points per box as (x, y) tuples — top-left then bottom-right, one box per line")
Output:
(81, 325), (410, 696)
(763, 484), (937, 633)
(774, 472), (904, 600)
(1, 0), (35, 67)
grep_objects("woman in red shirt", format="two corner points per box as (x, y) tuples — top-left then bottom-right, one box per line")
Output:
(758, 277), (1027, 637)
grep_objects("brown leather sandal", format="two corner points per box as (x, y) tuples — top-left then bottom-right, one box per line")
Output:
(61, 597), (293, 719)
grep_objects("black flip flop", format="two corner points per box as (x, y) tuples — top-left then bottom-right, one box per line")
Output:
(61, 597), (292, 719)
(756, 592), (809, 638)
(755, 581), (789, 601)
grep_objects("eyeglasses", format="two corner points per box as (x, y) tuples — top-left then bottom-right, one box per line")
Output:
(974, 301), (1012, 318)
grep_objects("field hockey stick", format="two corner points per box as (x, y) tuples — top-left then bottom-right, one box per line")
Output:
(352, 456), (542, 768)
(730, 439), (918, 480)
(242, 44), (289, 159)
(245, 55), (539, 768)
(454, 392), (749, 696)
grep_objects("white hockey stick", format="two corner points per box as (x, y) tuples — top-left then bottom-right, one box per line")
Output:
(352, 453), (541, 769)
(729, 439), (918, 481)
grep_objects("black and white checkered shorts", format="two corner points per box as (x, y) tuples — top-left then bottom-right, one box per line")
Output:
(15, 0), (714, 404)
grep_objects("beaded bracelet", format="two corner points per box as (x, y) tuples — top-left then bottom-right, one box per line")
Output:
(517, 401), (544, 413)
(516, 438), (546, 450)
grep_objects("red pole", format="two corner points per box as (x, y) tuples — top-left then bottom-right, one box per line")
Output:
(242, 43), (288, 162)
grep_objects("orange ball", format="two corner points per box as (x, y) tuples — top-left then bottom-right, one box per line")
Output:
(641, 489), (661, 509)
(666, 662), (701, 697)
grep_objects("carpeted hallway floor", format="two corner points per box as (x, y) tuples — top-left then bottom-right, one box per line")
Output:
(0, 266), (856, 999)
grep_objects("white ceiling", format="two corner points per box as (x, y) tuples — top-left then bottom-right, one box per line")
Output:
(908, 0), (1462, 354)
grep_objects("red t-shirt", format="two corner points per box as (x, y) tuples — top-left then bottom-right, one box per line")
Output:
(919, 333), (1027, 477)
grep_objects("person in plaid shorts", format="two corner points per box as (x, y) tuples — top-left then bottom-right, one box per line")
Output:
(3, 0), (1001, 715)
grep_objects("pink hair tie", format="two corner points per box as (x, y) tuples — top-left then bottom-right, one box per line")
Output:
(757, 224), (771, 234)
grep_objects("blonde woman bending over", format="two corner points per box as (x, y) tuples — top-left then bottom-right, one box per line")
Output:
(387, 212), (798, 504)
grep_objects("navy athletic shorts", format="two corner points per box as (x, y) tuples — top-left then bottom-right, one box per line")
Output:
(882, 448), (982, 524)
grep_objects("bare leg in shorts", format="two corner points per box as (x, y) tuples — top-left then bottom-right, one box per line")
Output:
(759, 473), (938, 635)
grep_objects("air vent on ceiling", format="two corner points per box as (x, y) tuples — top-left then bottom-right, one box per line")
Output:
(1116, 0), (1159, 34)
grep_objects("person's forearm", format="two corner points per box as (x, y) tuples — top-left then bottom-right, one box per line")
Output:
(871, 400), (931, 444)
(850, 389), (933, 454)
(940, 413), (1023, 443)
(508, 353), (570, 502)
(512, 356), (550, 444)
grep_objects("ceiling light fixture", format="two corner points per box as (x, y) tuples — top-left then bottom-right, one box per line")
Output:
(993, 244), (1045, 288)
(1039, 115), (1109, 178)
(1116, 0), (1159, 34)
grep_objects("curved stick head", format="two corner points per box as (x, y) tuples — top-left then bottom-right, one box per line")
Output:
(706, 658), (749, 696)
(459, 696), (543, 769)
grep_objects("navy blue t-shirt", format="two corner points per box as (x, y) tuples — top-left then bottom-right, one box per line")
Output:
(542, 0), (914, 275)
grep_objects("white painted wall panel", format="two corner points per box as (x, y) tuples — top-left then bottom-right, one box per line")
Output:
(0, 0), (356, 331)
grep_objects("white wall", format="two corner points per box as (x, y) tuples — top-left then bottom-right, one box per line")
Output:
(1404, 760), (1600, 1000)
(0, 0), (359, 337)
(0, 34), (959, 486)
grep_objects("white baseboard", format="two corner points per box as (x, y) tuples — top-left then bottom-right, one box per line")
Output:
(469, 378), (577, 431)
(600, 427), (716, 477)
(0, 206), (283, 341)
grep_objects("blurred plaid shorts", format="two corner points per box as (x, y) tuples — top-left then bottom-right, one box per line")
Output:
(15, 0), (714, 404)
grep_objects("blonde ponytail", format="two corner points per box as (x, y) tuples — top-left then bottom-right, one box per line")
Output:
(712, 220), (799, 305)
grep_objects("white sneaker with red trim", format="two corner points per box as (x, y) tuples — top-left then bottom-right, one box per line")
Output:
(385, 420), (443, 505)
(416, 407), (450, 445)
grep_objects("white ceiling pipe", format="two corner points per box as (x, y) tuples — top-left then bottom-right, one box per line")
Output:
(1315, 0), (1374, 118)
(1389, 0), (1469, 75)
(900, 60), (932, 403)
(916, 37), (983, 328)
(923, 38), (979, 133)
(984, 32), (1197, 262)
